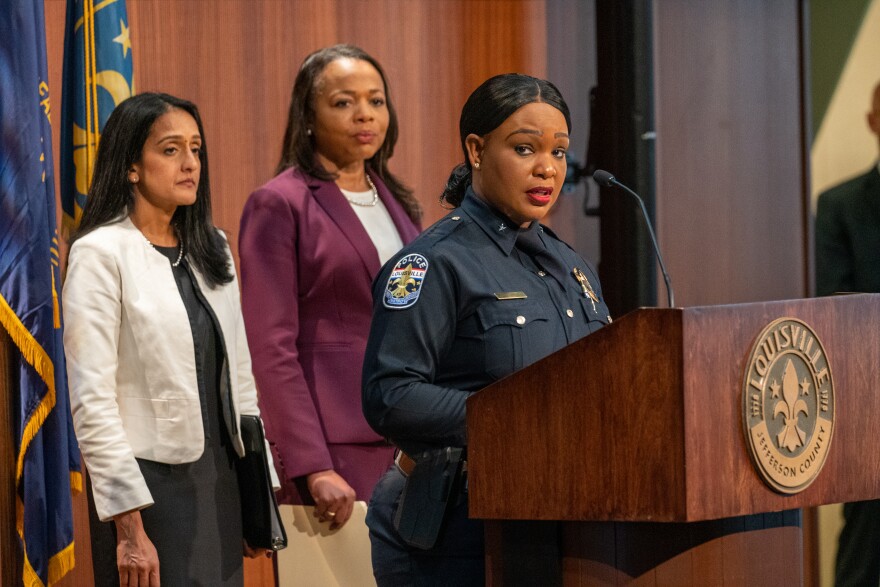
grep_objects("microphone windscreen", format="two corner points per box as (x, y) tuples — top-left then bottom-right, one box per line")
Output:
(592, 169), (616, 187)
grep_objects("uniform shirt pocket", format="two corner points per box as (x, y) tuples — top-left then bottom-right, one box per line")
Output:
(476, 299), (550, 379)
(579, 297), (611, 333)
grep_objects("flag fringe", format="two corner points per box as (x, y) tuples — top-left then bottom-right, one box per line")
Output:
(21, 539), (74, 587)
(1, 294), (74, 586)
(23, 548), (45, 587)
(70, 471), (83, 494)
(0, 293), (57, 485)
(47, 541), (76, 585)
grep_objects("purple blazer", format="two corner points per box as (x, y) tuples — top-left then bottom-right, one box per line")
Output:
(239, 167), (420, 496)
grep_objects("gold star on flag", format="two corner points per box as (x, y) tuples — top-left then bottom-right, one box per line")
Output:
(113, 19), (131, 58)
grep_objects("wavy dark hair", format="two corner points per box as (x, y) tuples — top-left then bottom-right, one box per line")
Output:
(276, 44), (420, 222)
(71, 92), (232, 288)
(442, 73), (572, 207)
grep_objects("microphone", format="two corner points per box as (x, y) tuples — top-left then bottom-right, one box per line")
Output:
(592, 170), (675, 308)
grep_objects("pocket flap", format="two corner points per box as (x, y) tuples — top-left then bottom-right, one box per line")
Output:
(476, 299), (549, 330)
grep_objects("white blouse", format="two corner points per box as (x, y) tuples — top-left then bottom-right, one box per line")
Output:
(342, 188), (405, 265)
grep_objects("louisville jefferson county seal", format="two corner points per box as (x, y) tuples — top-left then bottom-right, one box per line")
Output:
(742, 317), (835, 494)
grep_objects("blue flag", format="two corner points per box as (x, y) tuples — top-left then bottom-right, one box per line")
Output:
(0, 1), (83, 586)
(60, 0), (134, 233)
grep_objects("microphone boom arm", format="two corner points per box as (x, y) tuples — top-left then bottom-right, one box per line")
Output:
(593, 170), (675, 308)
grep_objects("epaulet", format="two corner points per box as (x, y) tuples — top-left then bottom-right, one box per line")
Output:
(415, 209), (470, 248)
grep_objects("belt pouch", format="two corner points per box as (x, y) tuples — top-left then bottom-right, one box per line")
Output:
(393, 446), (464, 550)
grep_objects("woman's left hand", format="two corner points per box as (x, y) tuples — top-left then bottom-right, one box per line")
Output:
(306, 469), (356, 530)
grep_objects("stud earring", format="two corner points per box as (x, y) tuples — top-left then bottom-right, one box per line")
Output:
(129, 174), (139, 184)
(306, 128), (313, 136)
(473, 161), (480, 170)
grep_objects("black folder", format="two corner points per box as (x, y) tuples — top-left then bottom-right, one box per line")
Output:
(236, 415), (287, 551)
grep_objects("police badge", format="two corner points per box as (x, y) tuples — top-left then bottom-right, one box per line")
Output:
(383, 254), (429, 309)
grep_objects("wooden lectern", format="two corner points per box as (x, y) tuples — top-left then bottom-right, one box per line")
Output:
(467, 294), (880, 585)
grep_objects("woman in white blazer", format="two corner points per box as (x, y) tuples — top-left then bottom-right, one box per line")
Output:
(63, 93), (275, 587)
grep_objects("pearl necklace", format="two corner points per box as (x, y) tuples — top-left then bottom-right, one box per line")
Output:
(344, 174), (379, 207)
(166, 244), (185, 267)
(140, 233), (185, 267)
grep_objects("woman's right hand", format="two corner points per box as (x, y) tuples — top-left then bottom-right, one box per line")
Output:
(114, 509), (160, 587)
(306, 469), (356, 530)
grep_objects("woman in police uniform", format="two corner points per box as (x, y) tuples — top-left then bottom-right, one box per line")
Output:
(362, 73), (610, 585)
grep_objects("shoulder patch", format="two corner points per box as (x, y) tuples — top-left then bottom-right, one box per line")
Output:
(383, 253), (429, 309)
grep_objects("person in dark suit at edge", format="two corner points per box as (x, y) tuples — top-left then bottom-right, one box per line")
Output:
(239, 45), (421, 530)
(815, 80), (880, 586)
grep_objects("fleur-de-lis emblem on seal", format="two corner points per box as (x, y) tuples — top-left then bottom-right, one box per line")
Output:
(743, 317), (834, 494)
(389, 264), (417, 298)
(773, 359), (809, 452)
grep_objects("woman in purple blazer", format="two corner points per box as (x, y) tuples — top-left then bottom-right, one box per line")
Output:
(239, 45), (421, 528)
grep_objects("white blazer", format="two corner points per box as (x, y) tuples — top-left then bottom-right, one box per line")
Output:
(64, 216), (277, 522)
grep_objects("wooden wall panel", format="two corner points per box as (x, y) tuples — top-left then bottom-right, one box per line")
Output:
(119, 0), (544, 264)
(0, 333), (21, 587)
(38, 1), (548, 585)
(653, 0), (808, 306)
(44, 0), (547, 260)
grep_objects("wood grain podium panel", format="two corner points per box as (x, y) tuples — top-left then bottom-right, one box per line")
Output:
(468, 296), (872, 584)
(469, 295), (880, 523)
(546, 512), (803, 586)
(483, 514), (803, 586)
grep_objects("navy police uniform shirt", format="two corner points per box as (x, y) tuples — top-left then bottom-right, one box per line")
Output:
(362, 189), (610, 455)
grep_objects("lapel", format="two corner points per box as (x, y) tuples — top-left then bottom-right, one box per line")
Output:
(371, 169), (420, 245)
(307, 170), (381, 279)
